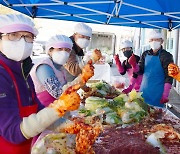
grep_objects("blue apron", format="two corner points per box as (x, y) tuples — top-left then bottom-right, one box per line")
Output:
(140, 51), (164, 107)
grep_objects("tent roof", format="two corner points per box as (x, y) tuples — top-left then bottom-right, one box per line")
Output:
(1, 0), (180, 30)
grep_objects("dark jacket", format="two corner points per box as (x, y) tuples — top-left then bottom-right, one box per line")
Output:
(64, 36), (84, 81)
(70, 36), (84, 56)
(0, 54), (44, 143)
(138, 47), (174, 84)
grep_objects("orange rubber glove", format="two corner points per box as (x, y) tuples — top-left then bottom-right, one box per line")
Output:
(168, 63), (180, 82)
(92, 49), (102, 63)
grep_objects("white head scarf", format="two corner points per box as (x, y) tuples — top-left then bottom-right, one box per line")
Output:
(45, 35), (73, 54)
(0, 14), (38, 36)
(74, 22), (92, 37)
(120, 40), (133, 50)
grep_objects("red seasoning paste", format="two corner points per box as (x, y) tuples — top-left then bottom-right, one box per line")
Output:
(93, 109), (180, 154)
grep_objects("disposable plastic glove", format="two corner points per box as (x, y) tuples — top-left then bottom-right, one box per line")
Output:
(62, 76), (81, 91)
(168, 63), (180, 82)
(160, 83), (171, 104)
(128, 54), (139, 72)
(21, 84), (82, 139)
(114, 54), (124, 73)
(63, 60), (94, 91)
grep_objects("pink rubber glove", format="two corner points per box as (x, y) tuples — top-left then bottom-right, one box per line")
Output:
(122, 84), (133, 94)
(128, 54), (136, 68)
(128, 54), (139, 72)
(122, 77), (136, 94)
(114, 54), (124, 73)
(160, 83), (171, 104)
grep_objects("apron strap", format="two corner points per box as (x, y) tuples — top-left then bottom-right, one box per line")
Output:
(0, 60), (37, 153)
(0, 60), (22, 112)
(31, 87), (36, 105)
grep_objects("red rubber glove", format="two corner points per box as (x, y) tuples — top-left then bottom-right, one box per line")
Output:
(128, 54), (136, 68)
(128, 54), (139, 72)
(122, 84), (133, 94)
(114, 54), (124, 73)
(114, 54), (120, 62)
(160, 97), (169, 104)
(160, 83), (171, 104)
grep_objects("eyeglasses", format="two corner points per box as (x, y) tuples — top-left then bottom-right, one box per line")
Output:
(1, 32), (34, 43)
(76, 33), (91, 40)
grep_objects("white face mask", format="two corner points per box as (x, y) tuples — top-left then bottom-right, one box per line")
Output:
(76, 38), (90, 49)
(149, 41), (161, 50)
(52, 51), (70, 65)
(2, 39), (33, 61)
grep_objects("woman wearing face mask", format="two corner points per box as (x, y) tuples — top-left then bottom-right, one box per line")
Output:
(64, 22), (102, 82)
(138, 30), (174, 107)
(30, 35), (73, 107)
(114, 40), (142, 94)
(0, 14), (82, 154)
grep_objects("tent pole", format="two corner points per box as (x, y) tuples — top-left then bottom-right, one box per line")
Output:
(18, 0), (33, 17)
(174, 30), (179, 65)
(2, 0), (10, 6)
(172, 24), (180, 30)
(107, 4), (116, 24)
(39, 6), (104, 24)
(173, 29), (179, 88)
(12, 3), (62, 7)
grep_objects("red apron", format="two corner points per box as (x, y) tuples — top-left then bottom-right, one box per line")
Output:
(0, 60), (38, 154)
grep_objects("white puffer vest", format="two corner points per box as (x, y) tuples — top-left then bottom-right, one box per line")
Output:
(30, 58), (67, 94)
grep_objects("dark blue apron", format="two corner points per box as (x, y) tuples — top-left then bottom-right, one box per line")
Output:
(140, 51), (164, 107)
